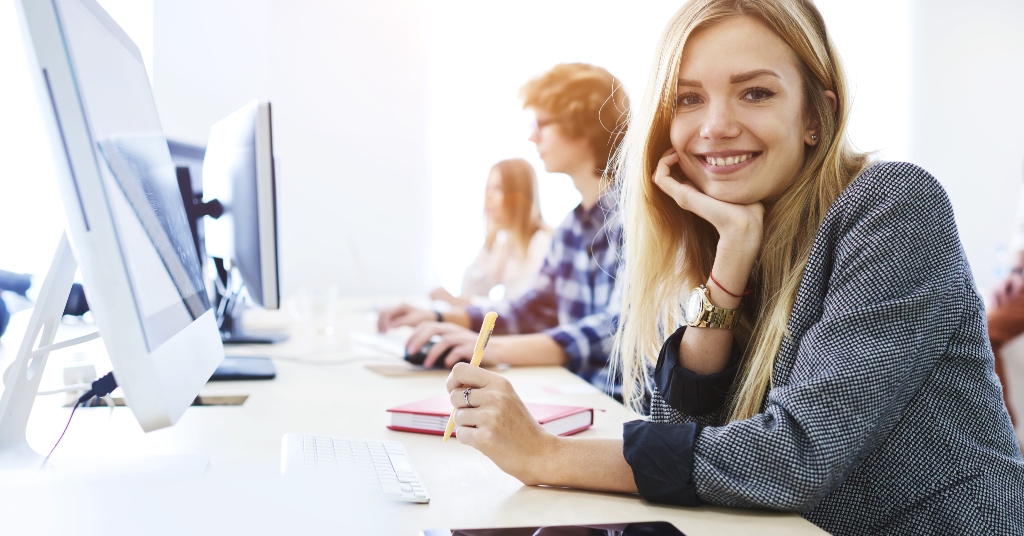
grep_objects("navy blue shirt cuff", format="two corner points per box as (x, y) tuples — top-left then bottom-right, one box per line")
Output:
(655, 326), (740, 416)
(623, 420), (702, 506)
(465, 305), (484, 331)
(0, 295), (8, 340)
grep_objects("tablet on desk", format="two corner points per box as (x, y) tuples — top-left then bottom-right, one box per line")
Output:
(422, 521), (685, 536)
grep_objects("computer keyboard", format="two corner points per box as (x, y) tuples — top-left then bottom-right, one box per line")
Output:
(280, 433), (430, 503)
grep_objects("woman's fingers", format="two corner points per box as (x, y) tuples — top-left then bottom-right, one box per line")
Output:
(423, 330), (476, 367)
(405, 322), (441, 354)
(448, 385), (491, 409)
(652, 157), (765, 240)
(445, 363), (506, 392)
(421, 336), (453, 368)
(453, 407), (492, 427)
(453, 425), (484, 448)
(442, 343), (475, 368)
(379, 304), (435, 331)
(405, 322), (469, 355)
(377, 304), (408, 332)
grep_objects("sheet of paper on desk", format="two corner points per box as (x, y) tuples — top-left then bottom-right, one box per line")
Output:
(365, 363), (449, 377)
(542, 384), (600, 395)
(365, 361), (499, 377)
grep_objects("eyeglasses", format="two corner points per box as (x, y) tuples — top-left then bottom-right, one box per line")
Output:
(530, 117), (559, 134)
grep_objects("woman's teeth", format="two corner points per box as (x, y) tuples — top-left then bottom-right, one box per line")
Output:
(704, 153), (754, 166)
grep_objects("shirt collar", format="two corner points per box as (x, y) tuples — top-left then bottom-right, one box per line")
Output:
(574, 191), (616, 228)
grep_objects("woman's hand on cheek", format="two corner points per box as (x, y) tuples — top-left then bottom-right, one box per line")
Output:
(446, 363), (556, 485)
(653, 149), (764, 260)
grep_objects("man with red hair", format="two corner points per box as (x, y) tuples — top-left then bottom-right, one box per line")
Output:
(379, 63), (629, 391)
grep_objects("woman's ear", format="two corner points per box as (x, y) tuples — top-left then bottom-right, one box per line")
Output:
(805, 90), (838, 146)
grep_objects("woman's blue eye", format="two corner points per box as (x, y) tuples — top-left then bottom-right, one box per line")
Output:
(676, 93), (703, 108)
(744, 87), (776, 102)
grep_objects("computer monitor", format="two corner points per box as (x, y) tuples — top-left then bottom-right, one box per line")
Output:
(7, 0), (223, 446)
(200, 101), (284, 344)
(168, 140), (216, 266)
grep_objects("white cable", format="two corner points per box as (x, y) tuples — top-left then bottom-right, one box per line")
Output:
(29, 331), (101, 358)
(3, 331), (102, 387)
(36, 383), (91, 396)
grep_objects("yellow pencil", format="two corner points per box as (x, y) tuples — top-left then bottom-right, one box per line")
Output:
(443, 311), (498, 442)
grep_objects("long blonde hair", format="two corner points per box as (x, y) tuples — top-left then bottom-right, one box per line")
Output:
(484, 158), (548, 256)
(612, 0), (869, 420)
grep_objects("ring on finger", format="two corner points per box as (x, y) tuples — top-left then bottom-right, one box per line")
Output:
(463, 387), (475, 408)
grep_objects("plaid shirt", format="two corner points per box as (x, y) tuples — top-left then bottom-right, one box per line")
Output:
(466, 195), (622, 385)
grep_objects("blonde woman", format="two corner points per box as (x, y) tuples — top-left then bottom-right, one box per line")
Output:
(439, 1), (1024, 533)
(430, 158), (552, 306)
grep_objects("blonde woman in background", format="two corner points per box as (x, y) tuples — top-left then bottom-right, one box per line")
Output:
(438, 0), (1024, 533)
(431, 158), (551, 306)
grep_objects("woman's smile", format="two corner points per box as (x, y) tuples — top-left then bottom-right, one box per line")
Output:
(695, 150), (762, 174)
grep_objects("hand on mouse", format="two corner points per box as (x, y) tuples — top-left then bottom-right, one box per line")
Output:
(406, 322), (499, 368)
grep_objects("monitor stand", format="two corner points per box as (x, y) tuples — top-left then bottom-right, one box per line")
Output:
(218, 299), (288, 345)
(0, 234), (210, 476)
(212, 258), (288, 345)
(0, 234), (79, 472)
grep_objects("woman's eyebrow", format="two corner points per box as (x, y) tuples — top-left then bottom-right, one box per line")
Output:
(677, 69), (781, 88)
(730, 69), (781, 83)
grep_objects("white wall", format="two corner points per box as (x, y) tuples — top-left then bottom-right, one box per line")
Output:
(909, 0), (1024, 292)
(152, 0), (430, 299)
(0, 0), (152, 277)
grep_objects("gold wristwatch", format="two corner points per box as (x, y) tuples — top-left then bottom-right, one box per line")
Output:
(683, 285), (740, 329)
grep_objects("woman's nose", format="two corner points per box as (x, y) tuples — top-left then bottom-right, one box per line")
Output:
(700, 101), (741, 140)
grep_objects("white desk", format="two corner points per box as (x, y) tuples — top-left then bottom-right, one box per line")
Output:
(0, 308), (825, 535)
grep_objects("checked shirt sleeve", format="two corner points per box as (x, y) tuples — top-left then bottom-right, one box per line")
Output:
(465, 234), (564, 335)
(541, 268), (621, 374)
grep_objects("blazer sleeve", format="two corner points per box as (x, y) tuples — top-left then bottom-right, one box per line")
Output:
(625, 166), (970, 511)
(694, 168), (968, 511)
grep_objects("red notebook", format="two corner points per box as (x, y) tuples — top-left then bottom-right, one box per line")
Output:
(387, 395), (593, 437)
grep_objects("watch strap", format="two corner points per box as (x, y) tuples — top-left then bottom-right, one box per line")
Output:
(692, 306), (740, 329)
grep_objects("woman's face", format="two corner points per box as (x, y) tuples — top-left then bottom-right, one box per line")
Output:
(527, 109), (594, 176)
(484, 168), (505, 226)
(669, 16), (823, 205)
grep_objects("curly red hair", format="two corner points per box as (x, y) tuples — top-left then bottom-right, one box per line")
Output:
(520, 63), (630, 173)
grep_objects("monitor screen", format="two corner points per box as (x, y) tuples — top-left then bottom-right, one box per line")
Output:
(57, 0), (210, 350)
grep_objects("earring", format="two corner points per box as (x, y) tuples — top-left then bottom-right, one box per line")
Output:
(811, 134), (818, 141)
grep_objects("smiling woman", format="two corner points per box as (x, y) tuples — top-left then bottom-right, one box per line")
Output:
(440, 0), (1024, 534)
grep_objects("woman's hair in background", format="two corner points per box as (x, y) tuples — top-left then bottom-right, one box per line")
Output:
(611, 0), (870, 420)
(520, 63), (631, 174)
(486, 158), (548, 256)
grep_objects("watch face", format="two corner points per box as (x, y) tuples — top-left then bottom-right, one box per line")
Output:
(684, 288), (704, 324)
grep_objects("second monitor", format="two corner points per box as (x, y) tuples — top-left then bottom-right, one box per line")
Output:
(191, 100), (285, 345)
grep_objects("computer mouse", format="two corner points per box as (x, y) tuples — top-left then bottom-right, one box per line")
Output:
(404, 335), (454, 369)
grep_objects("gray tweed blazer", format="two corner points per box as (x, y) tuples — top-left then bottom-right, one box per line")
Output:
(638, 162), (1024, 535)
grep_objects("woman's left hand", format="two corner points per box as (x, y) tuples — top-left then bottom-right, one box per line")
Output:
(652, 149), (764, 258)
(446, 363), (556, 485)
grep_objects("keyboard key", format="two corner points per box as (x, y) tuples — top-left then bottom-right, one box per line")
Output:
(381, 482), (404, 496)
(284, 434), (429, 503)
